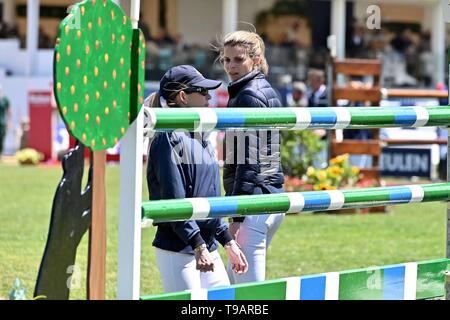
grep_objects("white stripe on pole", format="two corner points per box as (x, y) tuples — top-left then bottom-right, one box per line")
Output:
(327, 190), (345, 211)
(331, 107), (351, 129)
(324, 272), (340, 300)
(292, 108), (312, 130)
(285, 277), (301, 300)
(189, 198), (211, 220)
(190, 289), (208, 300)
(287, 193), (305, 214)
(193, 108), (218, 132)
(403, 262), (418, 300)
(408, 185), (425, 203)
(412, 107), (430, 128)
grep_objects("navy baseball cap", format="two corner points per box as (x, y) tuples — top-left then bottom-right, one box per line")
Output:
(159, 65), (221, 100)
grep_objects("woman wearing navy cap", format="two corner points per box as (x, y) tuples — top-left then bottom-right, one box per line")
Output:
(145, 65), (248, 293)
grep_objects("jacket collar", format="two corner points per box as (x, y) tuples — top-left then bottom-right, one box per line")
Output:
(228, 70), (262, 98)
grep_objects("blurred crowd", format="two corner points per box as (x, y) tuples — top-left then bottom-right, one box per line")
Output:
(0, 18), (444, 91)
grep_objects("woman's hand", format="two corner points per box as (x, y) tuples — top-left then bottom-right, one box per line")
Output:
(195, 246), (215, 272)
(224, 240), (248, 274)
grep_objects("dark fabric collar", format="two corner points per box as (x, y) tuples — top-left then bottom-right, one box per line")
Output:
(227, 70), (262, 99)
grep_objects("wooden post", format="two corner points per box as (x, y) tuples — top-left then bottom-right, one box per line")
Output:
(88, 150), (107, 300)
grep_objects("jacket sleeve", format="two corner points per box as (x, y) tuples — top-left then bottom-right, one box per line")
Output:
(231, 93), (266, 196)
(151, 133), (205, 249)
(215, 219), (233, 246)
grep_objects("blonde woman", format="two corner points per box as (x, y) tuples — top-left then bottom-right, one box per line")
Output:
(145, 65), (248, 293)
(217, 31), (285, 284)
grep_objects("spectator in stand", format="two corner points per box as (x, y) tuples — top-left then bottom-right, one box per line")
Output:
(306, 69), (327, 108)
(287, 81), (308, 107)
(155, 28), (176, 46)
(0, 85), (12, 160)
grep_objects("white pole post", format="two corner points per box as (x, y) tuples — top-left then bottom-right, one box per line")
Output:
(26, 0), (39, 76)
(331, 0), (346, 60)
(431, 0), (445, 86)
(117, 0), (142, 300)
(222, 0), (238, 35)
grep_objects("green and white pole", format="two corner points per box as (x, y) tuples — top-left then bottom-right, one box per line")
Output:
(142, 183), (450, 223)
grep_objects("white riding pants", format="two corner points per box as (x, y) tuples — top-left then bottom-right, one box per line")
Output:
(227, 213), (285, 284)
(155, 247), (230, 293)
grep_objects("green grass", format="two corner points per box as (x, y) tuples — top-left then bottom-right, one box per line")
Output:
(0, 163), (447, 299)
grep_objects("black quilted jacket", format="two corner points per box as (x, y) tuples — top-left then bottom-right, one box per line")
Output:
(223, 70), (285, 219)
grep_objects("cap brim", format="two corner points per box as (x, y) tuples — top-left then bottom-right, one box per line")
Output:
(192, 79), (222, 90)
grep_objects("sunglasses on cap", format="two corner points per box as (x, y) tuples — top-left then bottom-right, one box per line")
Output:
(183, 86), (209, 96)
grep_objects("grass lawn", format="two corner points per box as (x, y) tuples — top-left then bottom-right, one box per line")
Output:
(0, 163), (447, 299)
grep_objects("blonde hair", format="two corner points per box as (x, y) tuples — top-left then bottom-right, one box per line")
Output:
(145, 92), (162, 108)
(144, 81), (191, 108)
(218, 30), (269, 76)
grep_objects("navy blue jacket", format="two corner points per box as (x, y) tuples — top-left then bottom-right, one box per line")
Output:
(147, 131), (232, 254)
(223, 70), (285, 221)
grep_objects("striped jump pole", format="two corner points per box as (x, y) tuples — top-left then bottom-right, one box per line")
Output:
(142, 183), (450, 223)
(143, 106), (450, 133)
(141, 258), (450, 300)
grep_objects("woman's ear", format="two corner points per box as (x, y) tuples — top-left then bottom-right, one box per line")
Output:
(178, 91), (189, 106)
(253, 56), (261, 69)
